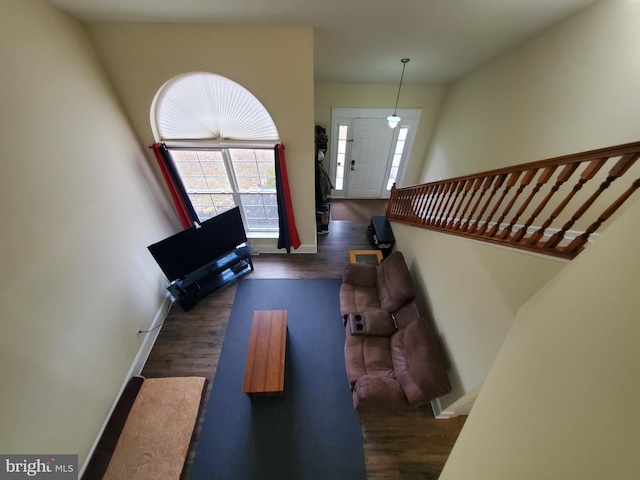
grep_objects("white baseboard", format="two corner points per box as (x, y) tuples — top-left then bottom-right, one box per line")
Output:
(130, 293), (173, 375)
(431, 398), (444, 418)
(248, 240), (317, 255)
(432, 397), (464, 419)
(79, 293), (172, 478)
(433, 385), (483, 419)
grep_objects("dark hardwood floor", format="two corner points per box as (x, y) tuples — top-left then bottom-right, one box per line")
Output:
(141, 219), (466, 479)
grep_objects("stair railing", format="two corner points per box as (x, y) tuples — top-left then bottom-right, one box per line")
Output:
(386, 142), (640, 260)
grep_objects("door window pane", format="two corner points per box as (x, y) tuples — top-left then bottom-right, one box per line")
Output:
(335, 124), (349, 190)
(386, 127), (409, 190)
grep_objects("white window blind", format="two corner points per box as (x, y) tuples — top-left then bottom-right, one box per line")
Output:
(153, 72), (279, 142)
(151, 72), (281, 232)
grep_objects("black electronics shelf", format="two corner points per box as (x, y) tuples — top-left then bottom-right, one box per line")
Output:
(167, 245), (253, 311)
(148, 207), (254, 312)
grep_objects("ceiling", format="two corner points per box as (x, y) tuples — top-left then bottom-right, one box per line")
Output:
(44, 0), (599, 84)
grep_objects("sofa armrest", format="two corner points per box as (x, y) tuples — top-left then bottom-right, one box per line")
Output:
(352, 375), (409, 411)
(342, 262), (377, 287)
(391, 319), (452, 407)
(346, 310), (397, 336)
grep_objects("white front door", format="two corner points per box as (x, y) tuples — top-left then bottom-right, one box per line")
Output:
(346, 118), (394, 198)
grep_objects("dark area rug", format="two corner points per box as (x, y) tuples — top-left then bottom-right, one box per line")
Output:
(190, 278), (366, 480)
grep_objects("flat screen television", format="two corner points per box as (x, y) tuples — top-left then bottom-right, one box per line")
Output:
(147, 207), (247, 282)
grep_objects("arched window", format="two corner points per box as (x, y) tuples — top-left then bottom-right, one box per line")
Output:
(151, 72), (280, 231)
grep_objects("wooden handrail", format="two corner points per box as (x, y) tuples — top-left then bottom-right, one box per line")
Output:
(386, 142), (640, 260)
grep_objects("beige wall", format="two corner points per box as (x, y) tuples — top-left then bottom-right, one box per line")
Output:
(86, 23), (316, 252)
(314, 83), (446, 185)
(4, 0), (637, 473)
(390, 0), (640, 474)
(392, 0), (640, 412)
(394, 226), (566, 405)
(441, 191), (640, 479)
(0, 0), (174, 464)
(420, 0), (640, 182)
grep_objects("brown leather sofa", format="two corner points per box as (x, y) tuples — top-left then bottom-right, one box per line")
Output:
(340, 251), (451, 411)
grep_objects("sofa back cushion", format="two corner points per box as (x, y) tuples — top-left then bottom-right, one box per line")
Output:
(339, 284), (381, 317)
(343, 262), (377, 287)
(390, 318), (452, 406)
(376, 251), (415, 313)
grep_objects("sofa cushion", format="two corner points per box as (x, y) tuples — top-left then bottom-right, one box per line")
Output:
(339, 283), (380, 316)
(342, 262), (377, 287)
(344, 332), (394, 386)
(392, 301), (422, 331)
(390, 318), (452, 406)
(376, 251), (416, 313)
(352, 376), (409, 411)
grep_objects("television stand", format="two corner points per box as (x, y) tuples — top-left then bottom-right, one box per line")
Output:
(167, 245), (253, 311)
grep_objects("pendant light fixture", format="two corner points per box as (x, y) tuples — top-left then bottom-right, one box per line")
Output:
(387, 58), (410, 128)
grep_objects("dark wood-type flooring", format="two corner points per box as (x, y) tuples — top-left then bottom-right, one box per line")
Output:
(141, 219), (466, 479)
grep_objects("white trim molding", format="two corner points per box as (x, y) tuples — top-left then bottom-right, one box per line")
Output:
(329, 108), (422, 199)
(434, 384), (483, 419)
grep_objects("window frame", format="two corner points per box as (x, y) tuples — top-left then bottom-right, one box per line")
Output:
(165, 142), (279, 233)
(150, 71), (281, 235)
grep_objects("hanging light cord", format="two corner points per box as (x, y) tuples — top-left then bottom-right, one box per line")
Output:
(392, 58), (410, 116)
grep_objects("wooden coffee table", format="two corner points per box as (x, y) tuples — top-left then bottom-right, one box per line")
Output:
(242, 310), (287, 398)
